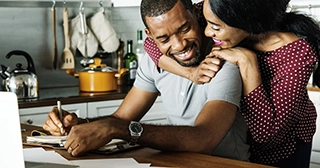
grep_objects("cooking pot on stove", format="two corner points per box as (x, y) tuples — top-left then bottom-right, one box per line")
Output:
(66, 58), (128, 92)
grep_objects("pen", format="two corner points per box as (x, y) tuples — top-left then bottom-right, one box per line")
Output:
(57, 100), (65, 134)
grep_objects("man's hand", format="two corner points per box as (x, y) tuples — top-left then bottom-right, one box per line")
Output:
(64, 116), (123, 156)
(43, 107), (79, 136)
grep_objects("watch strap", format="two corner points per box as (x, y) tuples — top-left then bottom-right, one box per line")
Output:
(128, 121), (143, 146)
(128, 135), (139, 145)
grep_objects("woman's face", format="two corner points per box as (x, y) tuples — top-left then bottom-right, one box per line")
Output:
(203, 0), (248, 49)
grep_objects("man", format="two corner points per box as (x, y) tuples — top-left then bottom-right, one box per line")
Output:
(43, 0), (250, 161)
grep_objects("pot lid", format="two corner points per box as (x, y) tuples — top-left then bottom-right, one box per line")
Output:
(81, 58), (116, 72)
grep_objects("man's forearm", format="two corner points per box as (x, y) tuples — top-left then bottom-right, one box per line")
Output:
(84, 115), (116, 123)
(83, 116), (209, 153)
(132, 123), (221, 154)
(84, 116), (216, 154)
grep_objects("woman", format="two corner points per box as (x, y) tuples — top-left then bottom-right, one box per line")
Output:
(203, 0), (320, 167)
(145, 0), (320, 167)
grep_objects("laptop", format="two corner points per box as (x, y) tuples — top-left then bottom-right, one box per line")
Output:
(0, 91), (78, 168)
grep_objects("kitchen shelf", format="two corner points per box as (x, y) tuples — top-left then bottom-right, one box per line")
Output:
(0, 0), (112, 8)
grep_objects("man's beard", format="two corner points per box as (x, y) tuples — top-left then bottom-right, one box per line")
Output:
(171, 48), (203, 67)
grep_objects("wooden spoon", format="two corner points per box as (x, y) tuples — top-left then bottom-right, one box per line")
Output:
(60, 7), (74, 69)
(52, 4), (57, 69)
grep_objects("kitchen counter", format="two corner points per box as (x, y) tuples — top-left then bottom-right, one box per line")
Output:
(307, 86), (320, 92)
(18, 85), (131, 109)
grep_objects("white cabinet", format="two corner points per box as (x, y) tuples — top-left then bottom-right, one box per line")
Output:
(87, 99), (122, 117)
(87, 96), (167, 124)
(19, 96), (167, 126)
(19, 103), (87, 126)
(140, 97), (167, 124)
(308, 91), (320, 164)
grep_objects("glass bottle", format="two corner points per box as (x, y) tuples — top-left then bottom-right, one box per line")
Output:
(135, 29), (145, 64)
(124, 40), (138, 86)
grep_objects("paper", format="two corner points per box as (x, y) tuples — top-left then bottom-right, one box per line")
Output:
(26, 136), (67, 145)
(23, 147), (157, 168)
(24, 148), (149, 168)
(70, 158), (149, 168)
(24, 148), (79, 167)
(23, 148), (74, 165)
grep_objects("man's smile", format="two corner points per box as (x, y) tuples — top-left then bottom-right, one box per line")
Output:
(171, 43), (196, 61)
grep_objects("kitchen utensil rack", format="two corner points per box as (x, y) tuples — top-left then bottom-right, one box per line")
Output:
(288, 1), (320, 11)
(0, 0), (112, 8)
(290, 4), (320, 9)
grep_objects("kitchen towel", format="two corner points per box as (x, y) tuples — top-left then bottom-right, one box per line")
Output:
(87, 11), (119, 53)
(69, 14), (98, 57)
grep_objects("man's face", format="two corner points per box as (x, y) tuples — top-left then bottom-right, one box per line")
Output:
(145, 1), (203, 67)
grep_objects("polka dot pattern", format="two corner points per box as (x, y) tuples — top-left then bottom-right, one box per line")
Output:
(144, 37), (161, 65)
(143, 1), (206, 67)
(241, 39), (318, 164)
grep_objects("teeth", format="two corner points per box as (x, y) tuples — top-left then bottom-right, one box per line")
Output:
(213, 38), (223, 45)
(176, 48), (191, 57)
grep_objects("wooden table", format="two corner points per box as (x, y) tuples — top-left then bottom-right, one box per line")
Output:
(21, 124), (273, 168)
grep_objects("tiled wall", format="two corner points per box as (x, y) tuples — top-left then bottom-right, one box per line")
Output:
(0, 6), (144, 89)
(0, 1), (319, 89)
(109, 7), (145, 43)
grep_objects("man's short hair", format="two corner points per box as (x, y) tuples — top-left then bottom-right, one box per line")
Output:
(140, 0), (193, 29)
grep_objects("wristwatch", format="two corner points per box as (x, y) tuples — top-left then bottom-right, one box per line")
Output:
(128, 121), (143, 145)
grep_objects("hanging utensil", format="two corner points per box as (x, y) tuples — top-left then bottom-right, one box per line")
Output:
(79, 2), (94, 67)
(52, 0), (58, 69)
(80, 3), (88, 58)
(60, 6), (75, 69)
(99, 0), (105, 13)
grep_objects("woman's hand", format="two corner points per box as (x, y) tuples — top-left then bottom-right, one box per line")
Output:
(211, 47), (261, 96)
(187, 56), (222, 84)
(210, 47), (257, 66)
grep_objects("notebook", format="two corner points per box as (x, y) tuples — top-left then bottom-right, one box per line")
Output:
(0, 91), (78, 168)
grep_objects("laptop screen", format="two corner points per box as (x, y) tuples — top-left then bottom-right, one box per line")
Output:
(0, 92), (25, 168)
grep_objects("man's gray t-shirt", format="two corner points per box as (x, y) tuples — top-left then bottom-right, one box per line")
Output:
(134, 54), (250, 161)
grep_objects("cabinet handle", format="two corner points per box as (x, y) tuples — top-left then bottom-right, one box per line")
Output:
(27, 119), (33, 124)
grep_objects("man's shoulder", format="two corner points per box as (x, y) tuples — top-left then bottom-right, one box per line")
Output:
(140, 53), (158, 69)
(218, 61), (239, 74)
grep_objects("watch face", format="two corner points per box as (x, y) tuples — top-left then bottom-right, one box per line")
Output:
(130, 122), (142, 133)
(129, 122), (143, 145)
